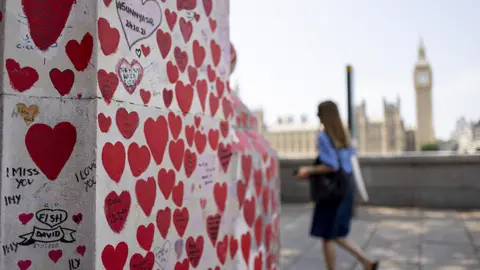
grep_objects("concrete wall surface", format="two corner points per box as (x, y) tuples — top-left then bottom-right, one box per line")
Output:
(280, 155), (480, 209)
(0, 1), (280, 269)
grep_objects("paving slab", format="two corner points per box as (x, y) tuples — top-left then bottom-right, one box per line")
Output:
(421, 243), (480, 270)
(280, 205), (480, 270)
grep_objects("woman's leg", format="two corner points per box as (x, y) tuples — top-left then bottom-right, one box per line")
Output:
(323, 239), (336, 270)
(335, 238), (374, 269)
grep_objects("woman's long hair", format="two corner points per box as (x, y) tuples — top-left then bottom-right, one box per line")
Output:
(317, 100), (351, 149)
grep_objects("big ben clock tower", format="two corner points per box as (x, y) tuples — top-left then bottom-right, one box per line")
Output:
(414, 39), (435, 150)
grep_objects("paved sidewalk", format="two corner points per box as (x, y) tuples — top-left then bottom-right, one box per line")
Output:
(280, 204), (480, 270)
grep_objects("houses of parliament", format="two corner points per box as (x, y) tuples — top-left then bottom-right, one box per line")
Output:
(253, 40), (435, 158)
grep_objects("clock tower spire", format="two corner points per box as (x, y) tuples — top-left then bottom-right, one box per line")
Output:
(414, 38), (435, 150)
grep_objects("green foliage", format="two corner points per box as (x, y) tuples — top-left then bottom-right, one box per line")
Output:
(421, 143), (439, 151)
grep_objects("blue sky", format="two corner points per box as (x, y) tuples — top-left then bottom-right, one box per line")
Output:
(230, 0), (480, 139)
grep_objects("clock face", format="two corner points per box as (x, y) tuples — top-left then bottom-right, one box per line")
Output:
(416, 71), (429, 85)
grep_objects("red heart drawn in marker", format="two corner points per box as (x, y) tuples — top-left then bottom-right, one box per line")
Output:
(48, 249), (62, 263)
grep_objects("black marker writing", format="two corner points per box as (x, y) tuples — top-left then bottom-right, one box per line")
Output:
(2, 242), (19, 256)
(69, 258), (80, 270)
(4, 195), (21, 206)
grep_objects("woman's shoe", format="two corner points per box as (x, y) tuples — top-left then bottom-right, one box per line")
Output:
(372, 261), (380, 270)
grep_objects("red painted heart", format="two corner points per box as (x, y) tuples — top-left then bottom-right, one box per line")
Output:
(98, 18), (120, 55)
(158, 168), (176, 200)
(156, 29), (172, 59)
(65, 32), (93, 71)
(101, 242), (128, 270)
(102, 142), (126, 183)
(97, 69), (119, 104)
(6, 59), (38, 92)
(144, 115), (169, 165)
(21, 0), (75, 51)
(135, 177), (156, 217)
(104, 191), (131, 233)
(98, 113), (112, 133)
(25, 122), (76, 181)
(136, 223), (155, 251)
(116, 108), (139, 139)
(128, 143), (151, 177)
(156, 206), (171, 239)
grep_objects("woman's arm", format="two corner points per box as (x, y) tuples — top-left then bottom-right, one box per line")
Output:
(309, 164), (335, 174)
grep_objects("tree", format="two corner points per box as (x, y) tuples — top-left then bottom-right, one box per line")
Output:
(421, 143), (439, 151)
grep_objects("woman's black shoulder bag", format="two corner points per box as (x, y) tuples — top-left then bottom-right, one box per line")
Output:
(309, 137), (349, 205)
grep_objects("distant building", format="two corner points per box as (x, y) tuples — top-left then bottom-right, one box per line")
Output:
(451, 117), (480, 153)
(404, 128), (416, 151)
(355, 98), (406, 155)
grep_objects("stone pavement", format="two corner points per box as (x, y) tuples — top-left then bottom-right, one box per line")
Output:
(280, 204), (480, 270)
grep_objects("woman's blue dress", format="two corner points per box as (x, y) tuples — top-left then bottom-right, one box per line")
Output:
(310, 131), (355, 240)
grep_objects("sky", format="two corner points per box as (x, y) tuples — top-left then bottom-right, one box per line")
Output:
(229, 0), (480, 140)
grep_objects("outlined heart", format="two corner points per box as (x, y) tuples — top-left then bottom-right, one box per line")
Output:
(135, 177), (157, 217)
(98, 18), (120, 56)
(116, 58), (144, 94)
(66, 32), (94, 71)
(104, 190), (131, 233)
(6, 59), (38, 92)
(156, 206), (171, 239)
(25, 122), (76, 181)
(116, 0), (162, 49)
(102, 142), (126, 183)
(35, 209), (67, 228)
(102, 242), (129, 270)
(21, 0), (75, 51)
(116, 108), (139, 139)
(144, 115), (169, 165)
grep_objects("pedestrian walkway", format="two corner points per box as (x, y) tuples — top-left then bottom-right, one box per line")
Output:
(280, 204), (480, 270)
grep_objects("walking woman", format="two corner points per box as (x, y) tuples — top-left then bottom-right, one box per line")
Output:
(296, 100), (379, 270)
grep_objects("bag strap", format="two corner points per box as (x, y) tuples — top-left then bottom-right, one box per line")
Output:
(325, 133), (342, 168)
